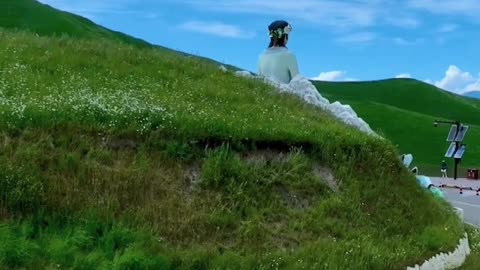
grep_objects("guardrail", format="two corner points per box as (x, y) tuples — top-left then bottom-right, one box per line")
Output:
(433, 184), (480, 195)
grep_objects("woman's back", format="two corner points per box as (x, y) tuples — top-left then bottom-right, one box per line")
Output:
(258, 20), (299, 84)
(258, 47), (299, 84)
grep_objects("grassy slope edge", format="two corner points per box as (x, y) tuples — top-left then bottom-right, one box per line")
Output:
(0, 28), (466, 270)
(459, 225), (480, 270)
(313, 79), (480, 176)
(0, 0), (240, 72)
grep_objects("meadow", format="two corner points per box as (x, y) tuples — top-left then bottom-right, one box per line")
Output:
(0, 29), (467, 269)
(0, 0), (478, 269)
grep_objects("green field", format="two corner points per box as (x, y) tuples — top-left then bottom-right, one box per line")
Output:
(314, 79), (480, 176)
(0, 0), (477, 269)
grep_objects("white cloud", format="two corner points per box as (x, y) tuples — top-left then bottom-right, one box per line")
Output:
(464, 81), (480, 93)
(312, 71), (346, 81)
(393, 37), (424, 46)
(438, 24), (458, 33)
(174, 0), (427, 31)
(395, 73), (412, 78)
(431, 65), (480, 94)
(311, 71), (356, 81)
(176, 0), (379, 29)
(386, 17), (421, 29)
(407, 0), (480, 15)
(336, 32), (376, 44)
(179, 21), (255, 39)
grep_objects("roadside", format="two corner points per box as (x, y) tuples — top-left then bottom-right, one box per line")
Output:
(427, 177), (480, 269)
(430, 177), (480, 227)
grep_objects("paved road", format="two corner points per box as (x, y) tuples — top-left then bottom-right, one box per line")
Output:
(430, 177), (480, 227)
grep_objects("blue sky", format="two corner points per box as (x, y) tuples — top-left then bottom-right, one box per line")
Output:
(38, 0), (480, 94)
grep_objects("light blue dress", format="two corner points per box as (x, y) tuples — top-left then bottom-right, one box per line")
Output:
(416, 175), (445, 199)
(258, 47), (299, 84)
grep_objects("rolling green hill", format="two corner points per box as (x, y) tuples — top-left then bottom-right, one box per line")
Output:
(313, 79), (480, 176)
(0, 0), (151, 47)
(0, 27), (466, 270)
(0, 0), (241, 71)
(0, 1), (473, 269)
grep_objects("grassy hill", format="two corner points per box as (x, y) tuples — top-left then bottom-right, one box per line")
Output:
(0, 27), (467, 270)
(0, 0), (151, 47)
(0, 0), (240, 71)
(313, 79), (480, 176)
(0, 1), (473, 269)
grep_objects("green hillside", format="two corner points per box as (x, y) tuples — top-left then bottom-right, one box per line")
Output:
(0, 1), (473, 269)
(314, 79), (480, 175)
(0, 0), (240, 71)
(0, 0), (151, 47)
(0, 27), (466, 270)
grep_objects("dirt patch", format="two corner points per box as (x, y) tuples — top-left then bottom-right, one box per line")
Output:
(242, 149), (290, 166)
(243, 149), (339, 191)
(313, 165), (339, 191)
(102, 137), (138, 151)
(276, 186), (314, 209)
(184, 162), (201, 192)
(183, 148), (340, 200)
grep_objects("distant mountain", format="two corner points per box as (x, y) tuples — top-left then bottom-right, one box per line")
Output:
(463, 91), (480, 99)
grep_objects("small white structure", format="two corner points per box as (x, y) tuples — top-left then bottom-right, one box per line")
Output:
(406, 233), (470, 270)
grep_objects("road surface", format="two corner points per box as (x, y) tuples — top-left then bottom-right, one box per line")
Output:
(430, 177), (480, 227)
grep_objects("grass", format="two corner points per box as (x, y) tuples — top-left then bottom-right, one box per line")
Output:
(313, 79), (480, 175)
(0, 1), (476, 267)
(0, 27), (468, 269)
(458, 225), (480, 270)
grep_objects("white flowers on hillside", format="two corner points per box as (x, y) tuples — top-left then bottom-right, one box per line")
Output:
(0, 62), (173, 132)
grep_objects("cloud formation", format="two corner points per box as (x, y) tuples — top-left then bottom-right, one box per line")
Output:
(176, 0), (380, 29)
(311, 71), (356, 81)
(179, 21), (255, 39)
(395, 73), (412, 78)
(407, 0), (480, 18)
(437, 24), (458, 33)
(336, 32), (376, 44)
(174, 0), (435, 31)
(392, 37), (424, 46)
(433, 65), (480, 94)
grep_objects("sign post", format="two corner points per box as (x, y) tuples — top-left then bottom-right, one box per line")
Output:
(434, 120), (469, 180)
